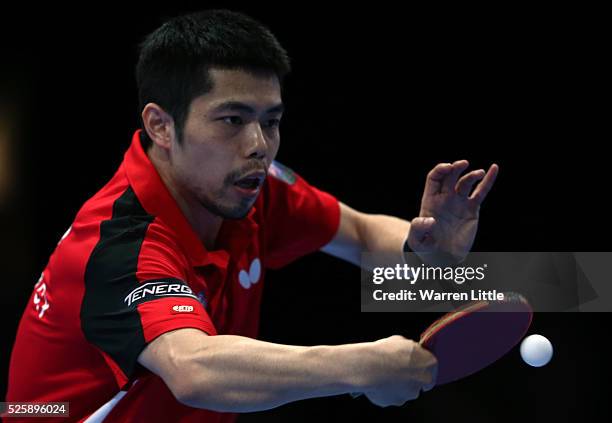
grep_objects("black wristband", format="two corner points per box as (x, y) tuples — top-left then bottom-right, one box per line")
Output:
(401, 236), (424, 267)
(402, 237), (411, 254)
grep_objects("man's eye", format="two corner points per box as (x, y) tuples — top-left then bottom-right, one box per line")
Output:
(222, 116), (243, 125)
(264, 118), (281, 128)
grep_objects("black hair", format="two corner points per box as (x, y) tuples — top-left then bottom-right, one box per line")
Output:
(136, 9), (291, 148)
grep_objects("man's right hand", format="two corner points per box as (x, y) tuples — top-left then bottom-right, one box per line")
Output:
(362, 335), (438, 407)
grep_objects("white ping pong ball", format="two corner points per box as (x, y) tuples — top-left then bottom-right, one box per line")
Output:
(520, 334), (553, 367)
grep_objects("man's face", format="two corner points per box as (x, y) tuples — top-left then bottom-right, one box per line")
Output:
(170, 68), (283, 219)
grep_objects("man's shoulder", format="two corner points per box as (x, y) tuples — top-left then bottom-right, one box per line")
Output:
(66, 165), (186, 267)
(73, 164), (133, 225)
(268, 160), (298, 186)
(259, 161), (300, 209)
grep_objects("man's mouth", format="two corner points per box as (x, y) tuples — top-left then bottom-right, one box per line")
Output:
(233, 171), (266, 193)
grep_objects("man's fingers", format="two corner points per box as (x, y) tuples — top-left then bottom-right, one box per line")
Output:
(422, 379), (435, 393)
(469, 164), (499, 204)
(424, 161), (497, 202)
(423, 163), (453, 196)
(441, 160), (470, 193)
(421, 358), (438, 392)
(455, 169), (486, 197)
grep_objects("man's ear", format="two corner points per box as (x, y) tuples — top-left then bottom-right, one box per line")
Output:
(141, 103), (176, 150)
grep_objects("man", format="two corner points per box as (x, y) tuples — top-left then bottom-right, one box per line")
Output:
(6, 10), (498, 422)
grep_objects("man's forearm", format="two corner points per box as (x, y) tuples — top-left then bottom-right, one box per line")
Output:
(321, 203), (412, 267)
(357, 213), (411, 266)
(178, 334), (373, 412)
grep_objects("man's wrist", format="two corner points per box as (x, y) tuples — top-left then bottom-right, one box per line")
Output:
(402, 234), (411, 255)
(329, 342), (378, 392)
(401, 233), (423, 268)
(402, 230), (461, 267)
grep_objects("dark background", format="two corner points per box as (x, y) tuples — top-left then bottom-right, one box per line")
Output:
(1, 3), (608, 422)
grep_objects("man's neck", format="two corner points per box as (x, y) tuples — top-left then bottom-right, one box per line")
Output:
(146, 146), (222, 251)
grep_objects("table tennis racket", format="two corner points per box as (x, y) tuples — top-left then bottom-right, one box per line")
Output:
(352, 292), (532, 397)
(420, 291), (532, 385)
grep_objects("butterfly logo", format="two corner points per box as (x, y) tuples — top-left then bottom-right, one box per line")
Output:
(238, 258), (261, 289)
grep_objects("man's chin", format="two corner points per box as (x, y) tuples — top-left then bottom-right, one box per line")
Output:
(201, 200), (254, 220)
(222, 205), (253, 220)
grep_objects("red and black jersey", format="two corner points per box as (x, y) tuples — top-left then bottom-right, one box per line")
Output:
(6, 130), (340, 422)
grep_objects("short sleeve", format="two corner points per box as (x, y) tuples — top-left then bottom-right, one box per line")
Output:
(263, 161), (340, 269)
(81, 217), (216, 388)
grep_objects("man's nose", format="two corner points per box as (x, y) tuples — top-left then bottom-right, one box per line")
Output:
(244, 123), (267, 159)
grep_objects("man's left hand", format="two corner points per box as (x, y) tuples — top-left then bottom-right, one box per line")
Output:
(407, 160), (499, 264)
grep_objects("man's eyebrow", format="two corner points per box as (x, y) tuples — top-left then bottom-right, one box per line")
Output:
(212, 101), (284, 114)
(267, 104), (284, 114)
